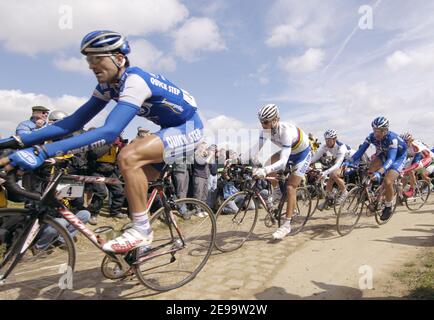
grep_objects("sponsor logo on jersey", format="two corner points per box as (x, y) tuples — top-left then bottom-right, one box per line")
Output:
(18, 150), (37, 166)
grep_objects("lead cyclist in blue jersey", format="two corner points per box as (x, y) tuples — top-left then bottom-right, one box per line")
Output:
(0, 30), (204, 253)
(348, 116), (407, 221)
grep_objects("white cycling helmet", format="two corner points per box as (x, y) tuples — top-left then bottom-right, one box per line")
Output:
(324, 129), (338, 139)
(48, 110), (68, 122)
(258, 104), (279, 122)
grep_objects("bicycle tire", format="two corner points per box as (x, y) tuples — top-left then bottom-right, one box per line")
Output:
(0, 210), (76, 300)
(336, 187), (363, 236)
(134, 198), (215, 291)
(289, 187), (311, 235)
(214, 191), (259, 252)
(332, 183), (357, 216)
(305, 185), (321, 217)
(405, 179), (431, 212)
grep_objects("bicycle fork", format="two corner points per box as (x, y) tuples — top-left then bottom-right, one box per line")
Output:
(0, 218), (41, 283)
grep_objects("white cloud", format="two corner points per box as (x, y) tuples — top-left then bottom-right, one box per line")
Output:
(265, 0), (349, 48)
(279, 48), (325, 74)
(53, 57), (89, 74)
(173, 17), (226, 62)
(0, 90), (91, 136)
(129, 40), (176, 73)
(386, 46), (434, 72)
(249, 64), (270, 85)
(0, 0), (189, 55)
(266, 24), (298, 48)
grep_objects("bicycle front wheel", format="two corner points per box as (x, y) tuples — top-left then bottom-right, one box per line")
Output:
(134, 198), (215, 291)
(336, 187), (363, 236)
(405, 179), (431, 212)
(214, 191), (259, 252)
(290, 187), (312, 235)
(0, 210), (76, 300)
(305, 185), (321, 217)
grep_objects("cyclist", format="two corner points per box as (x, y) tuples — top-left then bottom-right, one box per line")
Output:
(0, 30), (204, 254)
(309, 129), (356, 210)
(242, 104), (311, 240)
(348, 116), (407, 221)
(399, 132), (434, 196)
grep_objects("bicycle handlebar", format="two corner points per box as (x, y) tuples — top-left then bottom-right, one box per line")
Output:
(0, 171), (41, 201)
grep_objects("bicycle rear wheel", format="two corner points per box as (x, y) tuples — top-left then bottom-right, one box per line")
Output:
(336, 187), (363, 236)
(0, 210), (76, 300)
(134, 198), (215, 291)
(214, 191), (259, 252)
(290, 187), (311, 235)
(405, 179), (430, 211)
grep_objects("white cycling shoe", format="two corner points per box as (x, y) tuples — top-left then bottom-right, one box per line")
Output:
(272, 220), (292, 240)
(102, 228), (153, 254)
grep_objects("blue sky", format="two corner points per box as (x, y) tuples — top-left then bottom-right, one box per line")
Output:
(1, 0), (434, 153)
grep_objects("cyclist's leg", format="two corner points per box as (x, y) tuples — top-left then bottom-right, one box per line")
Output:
(102, 134), (164, 253)
(324, 173), (334, 193)
(285, 148), (312, 219)
(118, 135), (164, 213)
(285, 174), (304, 219)
(103, 113), (204, 253)
(385, 154), (406, 202)
(331, 168), (346, 193)
(384, 169), (399, 202)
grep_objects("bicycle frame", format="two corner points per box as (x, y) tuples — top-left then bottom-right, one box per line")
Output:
(0, 169), (186, 282)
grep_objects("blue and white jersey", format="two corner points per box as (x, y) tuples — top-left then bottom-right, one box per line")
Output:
(18, 66), (201, 160)
(93, 67), (198, 128)
(352, 131), (407, 171)
(364, 131), (407, 158)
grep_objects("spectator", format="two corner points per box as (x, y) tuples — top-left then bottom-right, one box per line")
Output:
(33, 197), (91, 252)
(308, 133), (320, 153)
(192, 142), (214, 217)
(17, 106), (50, 205)
(172, 160), (191, 217)
(16, 105), (50, 135)
(87, 136), (127, 225)
(206, 145), (218, 209)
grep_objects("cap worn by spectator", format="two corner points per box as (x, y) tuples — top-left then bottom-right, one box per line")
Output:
(32, 105), (50, 112)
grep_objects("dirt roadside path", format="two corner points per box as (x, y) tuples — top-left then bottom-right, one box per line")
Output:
(259, 203), (434, 299)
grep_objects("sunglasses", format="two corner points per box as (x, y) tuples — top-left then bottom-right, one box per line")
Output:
(85, 54), (113, 65)
(260, 120), (272, 125)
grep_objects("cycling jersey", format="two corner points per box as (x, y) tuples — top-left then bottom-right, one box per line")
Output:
(310, 140), (356, 176)
(351, 131), (407, 172)
(244, 122), (311, 176)
(17, 66), (203, 163)
(93, 67), (198, 128)
(402, 140), (434, 174)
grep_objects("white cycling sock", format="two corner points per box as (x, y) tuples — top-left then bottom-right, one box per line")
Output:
(384, 201), (393, 208)
(132, 210), (152, 236)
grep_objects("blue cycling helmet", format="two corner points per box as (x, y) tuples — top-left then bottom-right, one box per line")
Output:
(80, 30), (130, 55)
(371, 116), (389, 129)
